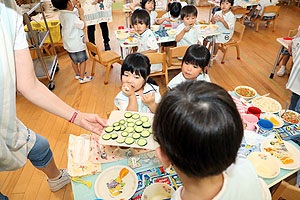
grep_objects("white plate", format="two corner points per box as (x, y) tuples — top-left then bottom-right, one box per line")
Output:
(260, 113), (284, 128)
(279, 110), (300, 124)
(252, 97), (282, 113)
(125, 38), (138, 44)
(247, 152), (280, 178)
(94, 165), (138, 200)
(234, 86), (257, 100)
(261, 138), (300, 170)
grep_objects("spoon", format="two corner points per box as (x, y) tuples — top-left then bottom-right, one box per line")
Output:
(281, 100), (289, 117)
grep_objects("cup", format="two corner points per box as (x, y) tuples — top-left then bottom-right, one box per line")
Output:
(247, 107), (262, 119)
(257, 119), (274, 135)
(113, 146), (135, 158)
(242, 114), (259, 133)
(142, 183), (175, 200)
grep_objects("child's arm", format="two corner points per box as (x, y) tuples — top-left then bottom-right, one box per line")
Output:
(175, 26), (191, 42)
(77, 5), (86, 29)
(141, 92), (158, 113)
(121, 84), (139, 111)
(129, 1), (140, 11)
(216, 15), (229, 29)
(156, 17), (171, 25)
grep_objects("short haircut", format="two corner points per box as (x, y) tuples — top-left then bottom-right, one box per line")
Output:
(153, 81), (244, 178)
(180, 5), (197, 19)
(220, 0), (234, 6)
(141, 0), (156, 10)
(131, 9), (150, 28)
(182, 44), (210, 72)
(51, 0), (68, 10)
(169, 2), (182, 18)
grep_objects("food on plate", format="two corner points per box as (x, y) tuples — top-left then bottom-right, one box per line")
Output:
(281, 110), (300, 124)
(268, 117), (279, 126)
(235, 86), (256, 98)
(252, 97), (281, 113)
(263, 140), (294, 165)
(280, 156), (294, 164)
(198, 19), (209, 24)
(106, 168), (129, 196)
(200, 25), (207, 29)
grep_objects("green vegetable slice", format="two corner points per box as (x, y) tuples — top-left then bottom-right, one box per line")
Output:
(113, 122), (119, 127)
(124, 112), (132, 118)
(141, 130), (150, 138)
(135, 120), (143, 126)
(127, 122), (135, 127)
(132, 113), (140, 119)
(111, 133), (118, 140)
(135, 126), (143, 133)
(121, 131), (129, 137)
(125, 137), (134, 145)
(142, 122), (151, 128)
(119, 119), (126, 125)
(140, 116), (148, 122)
(120, 125), (126, 131)
(125, 127), (134, 133)
(102, 133), (111, 140)
(104, 126), (114, 133)
(116, 138), (125, 144)
(113, 126), (121, 131)
(127, 118), (135, 123)
(137, 138), (147, 146)
(148, 128), (152, 133)
(133, 133), (141, 139)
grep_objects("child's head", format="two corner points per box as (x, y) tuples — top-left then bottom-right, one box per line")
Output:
(220, 0), (234, 12)
(181, 44), (210, 80)
(169, 2), (182, 18)
(141, 0), (155, 12)
(180, 5), (198, 26)
(153, 81), (243, 178)
(51, 0), (72, 10)
(131, 9), (150, 35)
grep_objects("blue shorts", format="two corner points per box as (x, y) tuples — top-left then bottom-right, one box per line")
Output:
(68, 50), (88, 64)
(28, 131), (53, 168)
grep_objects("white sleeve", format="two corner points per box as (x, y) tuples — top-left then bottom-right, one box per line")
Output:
(227, 14), (236, 30)
(115, 99), (128, 111)
(14, 8), (29, 50)
(176, 24), (184, 36)
(146, 33), (159, 50)
(74, 17), (85, 30)
(155, 87), (162, 103)
(258, 178), (272, 200)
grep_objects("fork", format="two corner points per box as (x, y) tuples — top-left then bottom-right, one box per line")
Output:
(275, 132), (288, 152)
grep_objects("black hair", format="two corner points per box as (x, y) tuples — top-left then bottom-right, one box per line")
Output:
(169, 2), (182, 18)
(131, 9), (150, 28)
(182, 44), (210, 73)
(141, 0), (156, 11)
(220, 0), (234, 6)
(51, 0), (68, 10)
(153, 81), (243, 178)
(180, 4), (197, 19)
(121, 53), (157, 85)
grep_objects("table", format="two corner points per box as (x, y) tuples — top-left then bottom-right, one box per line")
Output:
(270, 38), (292, 79)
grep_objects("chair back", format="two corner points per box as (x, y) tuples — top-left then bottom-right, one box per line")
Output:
(86, 41), (102, 63)
(272, 181), (300, 200)
(157, 10), (167, 18)
(146, 52), (167, 72)
(168, 45), (189, 68)
(232, 7), (247, 24)
(288, 29), (298, 37)
(260, 5), (280, 19)
(233, 22), (245, 43)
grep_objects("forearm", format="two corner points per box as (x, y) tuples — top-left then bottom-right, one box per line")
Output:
(148, 102), (158, 113)
(221, 20), (229, 29)
(156, 18), (167, 25)
(175, 30), (185, 42)
(126, 95), (139, 111)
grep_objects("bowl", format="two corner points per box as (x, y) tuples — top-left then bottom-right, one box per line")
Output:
(142, 183), (175, 200)
(167, 29), (176, 36)
(117, 32), (130, 40)
(279, 110), (300, 124)
(234, 86), (257, 100)
(151, 25), (160, 32)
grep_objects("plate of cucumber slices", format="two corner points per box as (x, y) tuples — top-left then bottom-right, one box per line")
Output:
(99, 111), (159, 149)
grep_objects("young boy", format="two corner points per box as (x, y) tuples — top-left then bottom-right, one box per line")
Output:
(175, 5), (200, 46)
(153, 81), (272, 200)
(167, 44), (211, 90)
(51, 0), (92, 83)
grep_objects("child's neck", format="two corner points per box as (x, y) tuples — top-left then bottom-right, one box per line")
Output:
(222, 9), (230, 15)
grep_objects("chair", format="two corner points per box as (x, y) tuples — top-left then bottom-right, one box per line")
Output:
(145, 52), (169, 86)
(251, 5), (280, 32)
(156, 10), (167, 18)
(167, 45), (189, 71)
(276, 29), (298, 66)
(86, 42), (122, 84)
(219, 22), (245, 64)
(272, 181), (300, 200)
(232, 7), (248, 25)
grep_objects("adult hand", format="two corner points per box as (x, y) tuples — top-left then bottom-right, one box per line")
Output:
(74, 112), (107, 135)
(141, 92), (155, 105)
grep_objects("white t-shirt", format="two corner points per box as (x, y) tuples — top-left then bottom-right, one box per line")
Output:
(214, 10), (236, 44)
(171, 157), (271, 200)
(168, 72), (211, 89)
(176, 23), (199, 46)
(150, 10), (158, 25)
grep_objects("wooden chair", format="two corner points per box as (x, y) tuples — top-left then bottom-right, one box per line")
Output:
(86, 42), (122, 84)
(251, 5), (280, 32)
(156, 10), (167, 18)
(145, 52), (169, 86)
(276, 29), (298, 66)
(167, 45), (189, 71)
(272, 181), (300, 200)
(232, 7), (248, 25)
(219, 22), (245, 64)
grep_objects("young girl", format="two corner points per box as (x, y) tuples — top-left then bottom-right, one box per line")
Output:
(114, 53), (161, 113)
(168, 44), (211, 89)
(130, 0), (157, 25)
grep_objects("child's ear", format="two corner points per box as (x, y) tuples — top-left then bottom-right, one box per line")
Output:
(155, 147), (172, 168)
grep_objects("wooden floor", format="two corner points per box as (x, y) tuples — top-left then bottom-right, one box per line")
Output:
(1, 5), (300, 200)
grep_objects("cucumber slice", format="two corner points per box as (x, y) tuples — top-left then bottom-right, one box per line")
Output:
(127, 118), (134, 123)
(124, 112), (132, 118)
(140, 116), (148, 122)
(125, 137), (134, 145)
(113, 126), (121, 131)
(127, 122), (135, 127)
(132, 113), (140, 119)
(135, 126), (143, 133)
(148, 128), (152, 133)
(135, 120), (143, 126)
(116, 138), (125, 144)
(104, 126), (114, 133)
(137, 138), (147, 146)
(141, 130), (150, 138)
(102, 133), (111, 140)
(113, 122), (120, 127)
(120, 125), (126, 131)
(111, 133), (118, 140)
(125, 127), (134, 133)
(121, 131), (129, 137)
(132, 133), (141, 139)
(142, 122), (151, 128)
(119, 119), (126, 125)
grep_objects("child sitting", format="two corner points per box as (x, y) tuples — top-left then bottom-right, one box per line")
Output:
(168, 44), (211, 89)
(157, 2), (182, 28)
(114, 53), (161, 113)
(175, 5), (200, 46)
(131, 9), (161, 72)
(153, 81), (272, 200)
(130, 0), (157, 25)
(204, 0), (236, 60)
(51, 0), (92, 83)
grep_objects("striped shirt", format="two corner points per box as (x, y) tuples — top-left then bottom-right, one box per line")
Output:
(0, 0), (36, 171)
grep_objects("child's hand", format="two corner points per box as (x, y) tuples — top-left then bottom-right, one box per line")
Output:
(141, 92), (155, 105)
(184, 25), (192, 32)
(165, 18), (171, 22)
(121, 83), (136, 97)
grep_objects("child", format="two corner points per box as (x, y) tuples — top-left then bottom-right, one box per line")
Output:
(168, 44), (211, 89)
(204, 0), (236, 60)
(156, 2), (182, 27)
(51, 0), (92, 83)
(175, 5), (200, 46)
(130, 0), (157, 25)
(131, 9), (161, 72)
(114, 53), (161, 113)
(153, 81), (272, 200)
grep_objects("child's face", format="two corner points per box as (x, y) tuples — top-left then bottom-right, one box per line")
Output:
(220, 1), (231, 13)
(133, 22), (148, 35)
(182, 15), (197, 27)
(145, 0), (155, 12)
(122, 71), (146, 92)
(182, 62), (203, 80)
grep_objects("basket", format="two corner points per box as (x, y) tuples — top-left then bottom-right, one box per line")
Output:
(24, 20), (61, 43)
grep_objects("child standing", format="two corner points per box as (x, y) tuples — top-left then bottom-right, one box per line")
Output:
(52, 0), (92, 83)
(130, 0), (158, 25)
(168, 44), (211, 89)
(153, 81), (272, 200)
(156, 2), (182, 27)
(114, 53), (161, 113)
(175, 5), (200, 46)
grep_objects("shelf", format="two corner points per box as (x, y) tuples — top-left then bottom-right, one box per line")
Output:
(33, 55), (57, 79)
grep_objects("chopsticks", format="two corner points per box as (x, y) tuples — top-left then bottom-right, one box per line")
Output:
(244, 93), (270, 103)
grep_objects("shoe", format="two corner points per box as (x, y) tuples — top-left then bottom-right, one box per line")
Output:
(104, 43), (111, 51)
(75, 72), (87, 79)
(79, 76), (93, 84)
(47, 169), (71, 192)
(277, 65), (286, 77)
